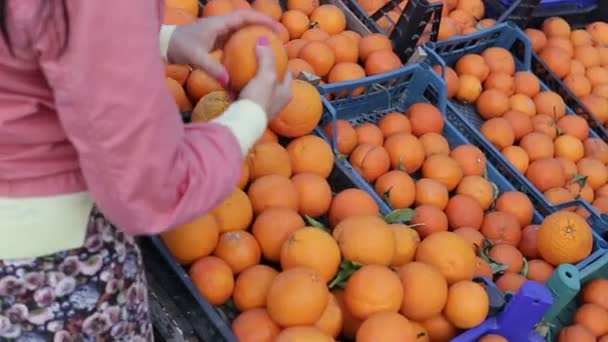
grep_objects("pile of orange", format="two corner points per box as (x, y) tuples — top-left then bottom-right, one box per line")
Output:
(525, 17), (608, 123)
(556, 279), (608, 341)
(165, 0), (406, 111)
(355, 0), (497, 41)
(435, 44), (608, 220)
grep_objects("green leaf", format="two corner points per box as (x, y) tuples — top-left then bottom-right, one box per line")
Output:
(328, 260), (362, 289)
(520, 257), (529, 277)
(336, 153), (348, 161)
(305, 216), (330, 233)
(571, 174), (588, 188)
(384, 208), (416, 223)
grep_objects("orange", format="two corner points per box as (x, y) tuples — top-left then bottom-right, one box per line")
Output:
(421, 314), (458, 342)
(167, 78), (192, 112)
(574, 303), (608, 337)
(526, 158), (567, 192)
(247, 141), (292, 180)
(455, 54), (490, 81)
(415, 231), (476, 284)
(503, 110), (534, 141)
(480, 117), (515, 149)
(537, 211), (593, 266)
(456, 74), (483, 103)
(328, 188), (379, 227)
(513, 71), (541, 97)
(266, 267), (330, 327)
(355, 123), (384, 146)
(390, 224), (421, 267)
(251, 0), (282, 20)
(322, 119), (358, 154)
(164, 7), (197, 25)
(327, 63), (366, 94)
(166, 64), (191, 86)
(555, 134), (585, 162)
(166, 0), (199, 16)
(503, 146), (530, 173)
(287, 0), (320, 15)
(534, 91), (567, 118)
(527, 259), (555, 283)
(325, 34), (359, 64)
(378, 112), (412, 137)
(455, 175), (495, 210)
(481, 211), (522, 246)
(298, 41), (336, 77)
(384, 132), (425, 173)
(495, 191), (534, 227)
(248, 174), (299, 214)
(201, 0), (234, 17)
(161, 214), (219, 265)
(374, 170), (416, 209)
(280, 227), (341, 283)
(186, 69), (223, 103)
(349, 143), (391, 182)
(407, 103), (445, 137)
(358, 33), (392, 61)
(582, 279), (608, 310)
(213, 231), (261, 274)
(397, 261), (448, 321)
(444, 280), (489, 329)
(454, 227), (485, 251)
(286, 135), (334, 178)
(411, 204), (449, 239)
(421, 154), (464, 191)
(251, 207), (305, 261)
(233, 265), (278, 311)
(356, 312), (417, 342)
(315, 294), (343, 338)
(415, 178), (450, 209)
(345, 265), (404, 319)
(482, 47), (516, 75)
(270, 80), (323, 138)
(520, 132), (555, 162)
(449, 144), (487, 177)
(275, 326), (334, 341)
(288, 58), (315, 77)
(333, 215), (395, 266)
(291, 173), (332, 217)
(223, 25), (287, 91)
(309, 4), (347, 34)
(212, 188), (253, 232)
(301, 28), (330, 41)
(189, 256), (234, 305)
(488, 244), (524, 273)
(419, 132), (450, 157)
(365, 50), (403, 76)
(558, 324), (596, 342)
(444, 194), (484, 230)
(232, 308), (281, 342)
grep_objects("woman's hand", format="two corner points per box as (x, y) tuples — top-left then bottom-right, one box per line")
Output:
(167, 9), (281, 85)
(239, 37), (292, 120)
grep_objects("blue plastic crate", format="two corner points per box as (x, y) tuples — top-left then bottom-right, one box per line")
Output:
(316, 62), (580, 340)
(500, 0), (599, 17)
(422, 22), (608, 236)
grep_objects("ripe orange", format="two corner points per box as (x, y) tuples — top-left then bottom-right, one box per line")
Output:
(444, 280), (489, 328)
(333, 215), (395, 266)
(161, 214), (219, 265)
(266, 267), (330, 327)
(356, 312), (417, 341)
(291, 173), (332, 217)
(280, 227), (341, 283)
(189, 256), (234, 305)
(232, 308), (281, 342)
(397, 261), (448, 321)
(345, 265), (404, 319)
(233, 265), (278, 311)
(213, 231), (261, 274)
(212, 188), (253, 232)
(537, 211), (593, 266)
(415, 231), (476, 284)
(270, 80), (323, 138)
(251, 207), (305, 262)
(247, 175), (299, 215)
(328, 188), (380, 227)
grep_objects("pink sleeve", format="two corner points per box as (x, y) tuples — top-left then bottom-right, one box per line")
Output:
(30, 0), (243, 235)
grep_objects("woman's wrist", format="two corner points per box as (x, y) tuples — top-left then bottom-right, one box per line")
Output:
(210, 100), (268, 156)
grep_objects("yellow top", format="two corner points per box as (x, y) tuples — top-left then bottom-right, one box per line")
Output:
(0, 192), (93, 260)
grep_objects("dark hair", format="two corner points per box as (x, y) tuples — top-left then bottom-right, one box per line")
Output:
(0, 0), (70, 56)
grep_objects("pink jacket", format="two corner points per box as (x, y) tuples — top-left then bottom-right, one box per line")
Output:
(0, 0), (264, 235)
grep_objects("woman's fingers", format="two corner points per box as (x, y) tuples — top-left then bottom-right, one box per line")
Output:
(255, 36), (278, 82)
(189, 49), (229, 85)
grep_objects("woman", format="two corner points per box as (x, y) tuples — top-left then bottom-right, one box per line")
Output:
(0, 0), (291, 340)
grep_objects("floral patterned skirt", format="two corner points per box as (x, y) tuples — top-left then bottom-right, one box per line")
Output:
(0, 207), (153, 341)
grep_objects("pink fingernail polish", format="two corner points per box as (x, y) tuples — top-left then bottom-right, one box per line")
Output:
(218, 70), (229, 87)
(257, 36), (270, 46)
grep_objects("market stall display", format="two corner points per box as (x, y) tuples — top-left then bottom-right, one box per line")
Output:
(155, 0), (608, 341)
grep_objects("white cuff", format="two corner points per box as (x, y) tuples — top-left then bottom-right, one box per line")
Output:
(211, 99), (268, 156)
(160, 25), (177, 62)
